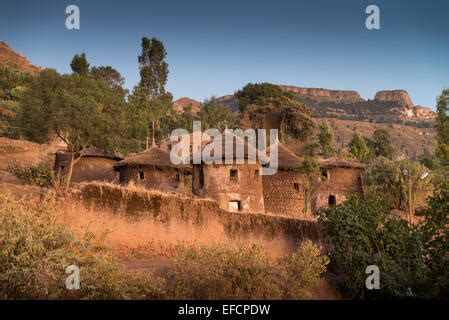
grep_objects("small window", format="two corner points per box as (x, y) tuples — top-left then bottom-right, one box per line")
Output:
(230, 169), (238, 182)
(294, 183), (300, 191)
(328, 195), (336, 206)
(322, 170), (329, 179)
(139, 171), (145, 180)
(254, 170), (259, 180)
(60, 165), (65, 171)
(229, 200), (241, 212)
(176, 173), (180, 182)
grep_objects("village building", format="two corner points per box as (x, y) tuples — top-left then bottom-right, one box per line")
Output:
(314, 156), (365, 209)
(54, 146), (122, 183)
(262, 142), (311, 218)
(114, 143), (190, 192)
(191, 130), (266, 213)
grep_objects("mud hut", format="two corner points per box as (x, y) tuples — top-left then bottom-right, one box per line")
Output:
(54, 146), (122, 183)
(191, 130), (266, 214)
(114, 144), (190, 192)
(262, 142), (313, 218)
(315, 156), (365, 209)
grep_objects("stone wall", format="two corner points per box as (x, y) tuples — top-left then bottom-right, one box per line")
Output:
(315, 167), (363, 209)
(73, 183), (321, 259)
(118, 165), (185, 192)
(262, 170), (312, 219)
(193, 163), (265, 213)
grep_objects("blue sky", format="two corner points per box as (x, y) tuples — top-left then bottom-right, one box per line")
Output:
(0, 0), (448, 108)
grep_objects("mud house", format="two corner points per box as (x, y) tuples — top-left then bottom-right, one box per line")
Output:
(54, 146), (122, 183)
(191, 130), (266, 214)
(114, 144), (191, 192)
(262, 142), (311, 218)
(315, 156), (365, 209)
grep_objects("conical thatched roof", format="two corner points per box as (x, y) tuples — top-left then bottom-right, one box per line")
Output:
(114, 145), (190, 171)
(317, 156), (366, 169)
(275, 142), (304, 170)
(196, 130), (269, 164)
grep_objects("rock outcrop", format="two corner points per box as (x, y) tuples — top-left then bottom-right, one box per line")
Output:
(281, 86), (364, 104)
(374, 90), (414, 108)
(172, 97), (201, 114)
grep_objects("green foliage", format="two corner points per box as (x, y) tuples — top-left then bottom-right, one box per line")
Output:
(315, 194), (426, 298)
(348, 131), (372, 163)
(235, 82), (292, 112)
(368, 128), (395, 159)
(281, 98), (315, 141)
(70, 53), (90, 75)
(0, 193), (166, 299)
(16, 68), (129, 153)
(199, 97), (236, 130)
(137, 37), (169, 100)
(91, 66), (125, 87)
(318, 120), (335, 157)
(364, 157), (432, 212)
(435, 89), (449, 171)
(316, 182), (449, 299)
(283, 240), (329, 298)
(167, 241), (328, 299)
(420, 180), (449, 297)
(8, 161), (52, 187)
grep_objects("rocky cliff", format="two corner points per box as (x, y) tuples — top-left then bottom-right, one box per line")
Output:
(0, 41), (40, 74)
(213, 85), (434, 124)
(374, 90), (413, 108)
(281, 86), (364, 104)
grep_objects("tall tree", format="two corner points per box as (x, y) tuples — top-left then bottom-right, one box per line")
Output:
(199, 97), (236, 130)
(348, 131), (372, 163)
(435, 89), (449, 170)
(70, 53), (90, 75)
(369, 128), (395, 159)
(318, 120), (335, 157)
(16, 69), (128, 187)
(91, 66), (125, 87)
(137, 37), (169, 100)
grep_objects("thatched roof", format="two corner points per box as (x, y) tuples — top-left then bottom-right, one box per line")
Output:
(191, 130), (269, 164)
(55, 146), (123, 162)
(114, 145), (190, 171)
(275, 142), (304, 170)
(317, 156), (366, 169)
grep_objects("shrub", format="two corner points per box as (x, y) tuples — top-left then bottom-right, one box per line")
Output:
(0, 192), (165, 299)
(8, 161), (52, 187)
(315, 191), (449, 299)
(167, 241), (329, 300)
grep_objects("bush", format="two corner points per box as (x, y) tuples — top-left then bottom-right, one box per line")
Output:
(0, 192), (165, 299)
(167, 241), (329, 299)
(315, 191), (449, 299)
(8, 161), (52, 187)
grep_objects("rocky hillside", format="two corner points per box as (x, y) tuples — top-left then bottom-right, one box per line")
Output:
(0, 41), (40, 73)
(172, 97), (201, 114)
(214, 86), (435, 125)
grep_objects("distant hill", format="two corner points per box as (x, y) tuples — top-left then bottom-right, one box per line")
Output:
(172, 97), (201, 114)
(214, 85), (435, 125)
(0, 41), (40, 74)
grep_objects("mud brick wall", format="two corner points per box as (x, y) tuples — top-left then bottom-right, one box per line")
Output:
(315, 167), (363, 209)
(74, 183), (321, 259)
(262, 170), (311, 218)
(118, 166), (184, 192)
(193, 163), (265, 214)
